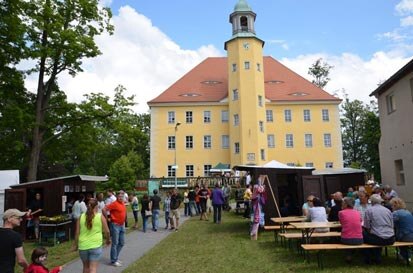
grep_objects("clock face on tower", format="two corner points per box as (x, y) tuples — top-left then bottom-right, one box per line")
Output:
(243, 42), (249, 50)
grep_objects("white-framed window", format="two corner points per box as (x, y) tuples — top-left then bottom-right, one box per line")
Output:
(322, 109), (329, 121)
(305, 162), (314, 167)
(168, 136), (175, 150)
(324, 133), (332, 147)
(305, 134), (313, 148)
(186, 111), (193, 123)
(259, 121), (264, 132)
(234, 114), (239, 126)
(286, 163), (295, 167)
(258, 95), (263, 107)
(204, 165), (212, 177)
(221, 110), (229, 123)
(284, 109), (292, 122)
(186, 165), (194, 177)
(244, 61), (250, 70)
(260, 149), (265, 160)
(325, 162), (333, 168)
(168, 165), (176, 177)
(266, 110), (273, 122)
(221, 135), (229, 149)
(303, 109), (311, 122)
(234, 142), (240, 154)
(186, 136), (193, 149)
(395, 159), (405, 185)
(257, 63), (261, 72)
(233, 89), (239, 100)
(204, 111), (211, 123)
(386, 93), (396, 114)
(168, 111), (175, 124)
(267, 134), (275, 148)
(203, 135), (211, 149)
(286, 134), (294, 148)
(232, 63), (237, 72)
(222, 135), (229, 149)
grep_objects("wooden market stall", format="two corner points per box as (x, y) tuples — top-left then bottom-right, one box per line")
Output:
(4, 175), (107, 240)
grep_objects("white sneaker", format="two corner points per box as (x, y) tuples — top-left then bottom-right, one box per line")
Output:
(117, 260), (123, 265)
(112, 261), (122, 267)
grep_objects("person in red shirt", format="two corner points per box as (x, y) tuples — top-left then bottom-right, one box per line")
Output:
(24, 247), (62, 273)
(103, 192), (126, 267)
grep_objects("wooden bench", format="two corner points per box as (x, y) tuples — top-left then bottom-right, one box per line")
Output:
(302, 242), (413, 269)
(263, 225), (296, 243)
(279, 232), (341, 250)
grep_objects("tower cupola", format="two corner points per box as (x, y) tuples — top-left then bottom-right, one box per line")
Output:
(230, 0), (257, 37)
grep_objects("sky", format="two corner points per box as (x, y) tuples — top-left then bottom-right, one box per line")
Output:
(24, 0), (413, 113)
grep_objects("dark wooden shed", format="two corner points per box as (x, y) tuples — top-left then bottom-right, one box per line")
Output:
(234, 162), (366, 225)
(234, 161), (314, 224)
(4, 175), (107, 239)
(302, 168), (367, 202)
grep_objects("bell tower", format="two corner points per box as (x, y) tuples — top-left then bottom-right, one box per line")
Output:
(225, 0), (267, 166)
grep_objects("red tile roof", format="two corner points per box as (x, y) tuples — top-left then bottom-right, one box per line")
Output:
(148, 56), (340, 105)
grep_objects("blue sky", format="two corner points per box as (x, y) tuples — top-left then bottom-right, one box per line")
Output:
(110, 0), (404, 58)
(25, 0), (413, 113)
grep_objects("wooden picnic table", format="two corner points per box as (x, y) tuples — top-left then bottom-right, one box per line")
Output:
(271, 216), (306, 223)
(290, 222), (341, 244)
(270, 216), (307, 233)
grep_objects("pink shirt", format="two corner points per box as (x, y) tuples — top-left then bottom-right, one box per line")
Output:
(338, 208), (362, 239)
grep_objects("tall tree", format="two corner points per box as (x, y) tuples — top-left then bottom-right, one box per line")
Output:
(308, 58), (333, 88)
(20, 0), (113, 181)
(341, 97), (381, 181)
(361, 101), (381, 181)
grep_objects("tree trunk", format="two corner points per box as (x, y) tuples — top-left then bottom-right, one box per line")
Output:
(26, 29), (48, 182)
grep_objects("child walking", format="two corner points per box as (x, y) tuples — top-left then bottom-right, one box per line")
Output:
(25, 247), (62, 273)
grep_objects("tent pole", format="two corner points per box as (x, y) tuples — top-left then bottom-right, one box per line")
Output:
(263, 175), (281, 217)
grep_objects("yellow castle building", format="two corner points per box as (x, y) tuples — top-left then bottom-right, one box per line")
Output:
(148, 0), (343, 178)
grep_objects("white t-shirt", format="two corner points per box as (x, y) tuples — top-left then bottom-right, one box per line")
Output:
(246, 175), (251, 186)
(72, 200), (87, 219)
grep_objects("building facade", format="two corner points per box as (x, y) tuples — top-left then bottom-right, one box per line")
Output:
(370, 58), (413, 207)
(148, 0), (343, 178)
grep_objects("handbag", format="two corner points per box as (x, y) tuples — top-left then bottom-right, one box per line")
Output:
(145, 210), (152, 217)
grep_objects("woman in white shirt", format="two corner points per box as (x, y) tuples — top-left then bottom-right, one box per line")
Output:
(306, 197), (329, 232)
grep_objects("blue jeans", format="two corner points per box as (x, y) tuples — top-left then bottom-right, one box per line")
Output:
(141, 212), (148, 232)
(152, 209), (160, 230)
(189, 201), (198, 216)
(184, 203), (190, 216)
(164, 211), (170, 227)
(213, 204), (222, 223)
(110, 223), (125, 263)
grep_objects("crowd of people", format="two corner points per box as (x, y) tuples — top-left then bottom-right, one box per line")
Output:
(304, 185), (413, 264)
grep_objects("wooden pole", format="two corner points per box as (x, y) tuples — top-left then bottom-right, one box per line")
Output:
(262, 175), (281, 217)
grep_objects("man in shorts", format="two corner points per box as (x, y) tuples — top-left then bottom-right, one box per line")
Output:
(169, 188), (182, 231)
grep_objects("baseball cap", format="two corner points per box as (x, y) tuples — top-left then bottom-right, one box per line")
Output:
(3, 209), (26, 220)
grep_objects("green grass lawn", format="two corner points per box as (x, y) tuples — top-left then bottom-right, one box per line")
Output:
(124, 211), (412, 273)
(18, 211), (412, 273)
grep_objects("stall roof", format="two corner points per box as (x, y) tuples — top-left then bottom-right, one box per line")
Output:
(235, 160), (314, 170)
(209, 162), (231, 173)
(10, 175), (108, 188)
(312, 168), (366, 175)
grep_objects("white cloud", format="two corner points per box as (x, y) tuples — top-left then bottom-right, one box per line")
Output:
(267, 39), (289, 50)
(401, 15), (413, 26)
(24, 5), (221, 114)
(396, 0), (413, 15)
(280, 52), (412, 103)
(22, 4), (412, 114)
